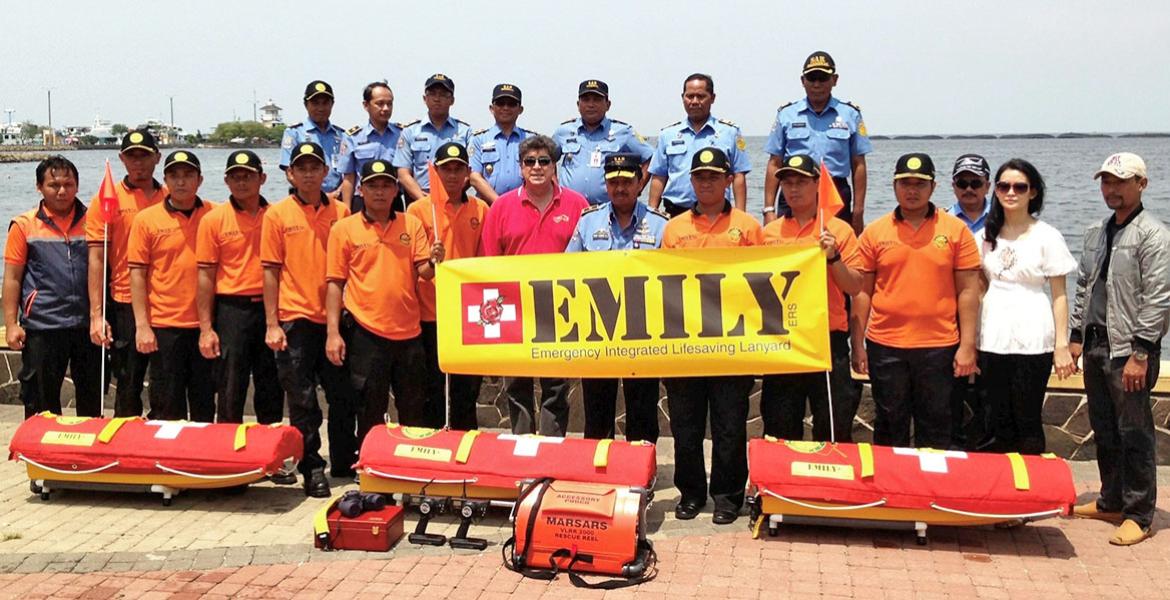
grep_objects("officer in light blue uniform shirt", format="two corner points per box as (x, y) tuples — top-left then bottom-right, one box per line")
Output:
(337, 81), (404, 212)
(552, 79), (654, 206)
(565, 153), (666, 444)
(468, 83), (531, 202)
(280, 80), (348, 194)
(763, 51), (871, 232)
(648, 74), (750, 216)
(392, 73), (472, 207)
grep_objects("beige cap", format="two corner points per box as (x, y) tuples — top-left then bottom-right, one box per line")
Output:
(1094, 152), (1147, 180)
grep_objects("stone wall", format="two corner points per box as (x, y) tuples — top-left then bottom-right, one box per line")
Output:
(2, 349), (1166, 464)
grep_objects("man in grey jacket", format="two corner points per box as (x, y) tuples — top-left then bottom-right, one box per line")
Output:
(1069, 152), (1170, 546)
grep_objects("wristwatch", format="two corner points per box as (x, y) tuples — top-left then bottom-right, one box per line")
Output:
(827, 253), (841, 264)
(1133, 349), (1149, 361)
(762, 206), (776, 214)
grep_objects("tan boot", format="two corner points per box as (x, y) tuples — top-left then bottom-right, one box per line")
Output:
(1109, 519), (1151, 546)
(1073, 501), (1123, 524)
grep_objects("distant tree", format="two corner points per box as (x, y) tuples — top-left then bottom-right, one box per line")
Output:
(211, 120), (284, 144)
(20, 122), (43, 139)
(111, 123), (129, 136)
(80, 135), (98, 145)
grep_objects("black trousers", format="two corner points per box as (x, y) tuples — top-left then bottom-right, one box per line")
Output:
(110, 300), (151, 418)
(212, 296), (282, 424)
(866, 340), (956, 449)
(19, 328), (102, 418)
(761, 331), (858, 442)
(420, 321), (481, 430)
(344, 318), (427, 445)
(580, 377), (661, 443)
(778, 177), (853, 224)
(982, 351), (1054, 454)
(274, 319), (358, 475)
(664, 375), (754, 511)
(950, 359), (989, 450)
(148, 327), (215, 422)
(506, 377), (570, 435)
(1083, 329), (1159, 529)
(661, 200), (690, 218)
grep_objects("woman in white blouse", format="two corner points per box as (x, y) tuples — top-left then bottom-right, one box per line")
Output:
(979, 159), (1077, 454)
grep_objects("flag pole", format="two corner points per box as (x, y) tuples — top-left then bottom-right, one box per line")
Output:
(825, 370), (836, 444)
(428, 162), (452, 430)
(99, 225), (109, 401)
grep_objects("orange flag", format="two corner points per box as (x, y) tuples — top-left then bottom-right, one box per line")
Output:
(818, 160), (844, 227)
(426, 161), (449, 243)
(97, 160), (119, 223)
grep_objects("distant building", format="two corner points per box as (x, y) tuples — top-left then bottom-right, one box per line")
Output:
(1, 123), (22, 145)
(259, 100), (283, 129)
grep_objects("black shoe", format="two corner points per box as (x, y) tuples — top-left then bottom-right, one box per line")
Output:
(674, 500), (705, 520)
(268, 469), (297, 485)
(712, 509), (739, 525)
(304, 469), (331, 498)
(330, 467), (357, 479)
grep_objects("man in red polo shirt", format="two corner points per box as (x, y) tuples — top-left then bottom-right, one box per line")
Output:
(480, 134), (588, 435)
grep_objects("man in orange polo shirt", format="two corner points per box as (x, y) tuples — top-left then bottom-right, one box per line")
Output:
(196, 150), (282, 428)
(261, 142), (355, 497)
(852, 153), (982, 449)
(127, 151), (215, 421)
(327, 159), (438, 443)
(87, 129), (167, 418)
(761, 154), (863, 442)
(406, 142), (489, 430)
(661, 146), (762, 526)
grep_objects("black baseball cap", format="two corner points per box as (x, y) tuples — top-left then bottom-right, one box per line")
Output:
(425, 73), (454, 93)
(690, 147), (730, 174)
(225, 150), (263, 174)
(894, 153), (936, 181)
(802, 51), (836, 76)
(578, 79), (609, 98)
(952, 154), (990, 179)
(304, 80), (334, 101)
(163, 150), (201, 174)
(776, 154), (819, 178)
(434, 142), (469, 167)
(120, 130), (159, 154)
(492, 83), (522, 102)
(360, 159), (398, 183)
(289, 142), (327, 166)
(604, 153), (640, 179)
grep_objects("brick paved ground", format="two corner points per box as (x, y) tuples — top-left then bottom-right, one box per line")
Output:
(2, 404), (1169, 599)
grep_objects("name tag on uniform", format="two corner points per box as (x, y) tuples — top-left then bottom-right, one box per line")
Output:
(791, 122), (807, 128)
(482, 142), (496, 151)
(592, 229), (610, 240)
(633, 234), (656, 245)
(589, 148), (602, 168)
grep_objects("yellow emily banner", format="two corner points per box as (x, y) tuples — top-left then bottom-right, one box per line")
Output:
(435, 244), (830, 378)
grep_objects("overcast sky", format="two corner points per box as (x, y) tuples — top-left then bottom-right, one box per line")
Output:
(3, 1), (1168, 137)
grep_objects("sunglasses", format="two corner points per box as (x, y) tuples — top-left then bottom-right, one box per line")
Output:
(522, 156), (553, 167)
(804, 71), (832, 83)
(953, 178), (985, 190)
(492, 98), (519, 108)
(995, 181), (1030, 194)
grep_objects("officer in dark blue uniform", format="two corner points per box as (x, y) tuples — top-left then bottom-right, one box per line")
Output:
(338, 81), (404, 212)
(280, 80), (348, 196)
(565, 153), (667, 443)
(763, 52), (871, 233)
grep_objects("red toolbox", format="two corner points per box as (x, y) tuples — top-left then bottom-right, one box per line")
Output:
(313, 500), (405, 552)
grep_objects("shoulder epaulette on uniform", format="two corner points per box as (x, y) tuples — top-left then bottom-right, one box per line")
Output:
(392, 121), (406, 129)
(561, 117), (576, 125)
(778, 101), (795, 111)
(346, 125), (362, 136)
(717, 118), (739, 129)
(580, 204), (604, 216)
(843, 101), (862, 113)
(401, 119), (421, 128)
(518, 127), (534, 135)
(453, 118), (469, 125)
(287, 122), (304, 129)
(662, 120), (682, 130)
(609, 119), (628, 126)
(471, 128), (489, 136)
(647, 207), (669, 220)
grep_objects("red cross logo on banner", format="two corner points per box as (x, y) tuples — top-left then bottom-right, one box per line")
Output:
(462, 282), (522, 344)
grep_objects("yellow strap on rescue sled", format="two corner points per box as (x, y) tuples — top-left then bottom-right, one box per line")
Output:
(1006, 453), (1030, 491)
(593, 439), (613, 468)
(313, 497), (335, 537)
(97, 417), (137, 444)
(455, 430), (481, 464)
(234, 423), (260, 451)
(858, 443), (875, 479)
(1041, 452), (1057, 459)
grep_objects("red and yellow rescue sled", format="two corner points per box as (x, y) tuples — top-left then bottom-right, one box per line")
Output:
(747, 439), (1076, 543)
(9, 413), (303, 504)
(356, 425), (657, 500)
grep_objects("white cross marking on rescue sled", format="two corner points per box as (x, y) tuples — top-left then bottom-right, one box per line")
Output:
(145, 421), (210, 440)
(893, 447), (968, 474)
(498, 434), (564, 457)
(466, 288), (517, 339)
